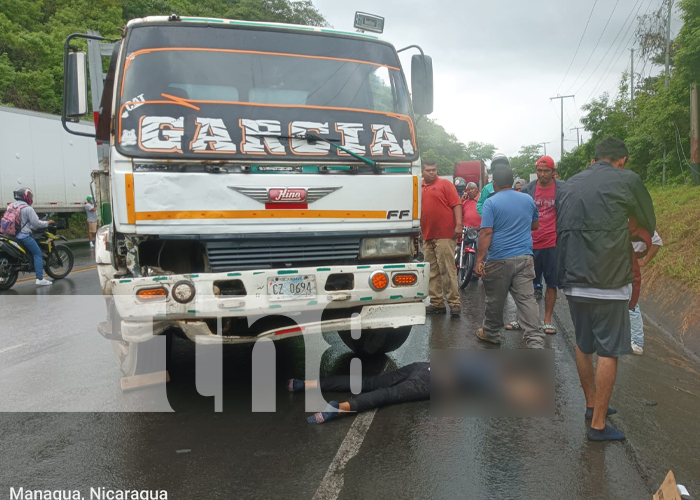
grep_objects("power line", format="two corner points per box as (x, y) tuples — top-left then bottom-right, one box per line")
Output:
(574, 0), (644, 97)
(554, 0), (600, 95)
(564, 0), (622, 94)
(583, 0), (650, 106)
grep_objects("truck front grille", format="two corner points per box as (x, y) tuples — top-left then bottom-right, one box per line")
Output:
(205, 236), (361, 272)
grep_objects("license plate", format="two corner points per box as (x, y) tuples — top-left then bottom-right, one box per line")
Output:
(268, 275), (317, 301)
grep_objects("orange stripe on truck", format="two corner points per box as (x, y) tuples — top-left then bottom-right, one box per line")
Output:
(134, 210), (387, 221)
(413, 176), (419, 220)
(125, 174), (136, 224)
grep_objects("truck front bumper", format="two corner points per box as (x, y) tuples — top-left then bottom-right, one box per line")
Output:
(110, 263), (428, 344)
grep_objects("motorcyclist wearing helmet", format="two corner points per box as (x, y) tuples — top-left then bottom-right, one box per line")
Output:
(11, 188), (54, 286)
(454, 177), (467, 199)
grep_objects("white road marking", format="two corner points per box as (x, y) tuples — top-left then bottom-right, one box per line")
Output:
(311, 408), (377, 500)
(0, 343), (25, 354)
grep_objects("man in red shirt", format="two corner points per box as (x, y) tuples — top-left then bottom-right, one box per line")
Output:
(461, 182), (481, 228)
(420, 159), (463, 317)
(519, 156), (565, 334)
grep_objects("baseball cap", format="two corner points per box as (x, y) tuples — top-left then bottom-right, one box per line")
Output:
(536, 156), (556, 169)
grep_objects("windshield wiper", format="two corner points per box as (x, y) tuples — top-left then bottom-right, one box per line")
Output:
(250, 133), (380, 174)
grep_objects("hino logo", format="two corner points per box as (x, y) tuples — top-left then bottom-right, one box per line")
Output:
(269, 188), (306, 202)
(229, 186), (342, 204)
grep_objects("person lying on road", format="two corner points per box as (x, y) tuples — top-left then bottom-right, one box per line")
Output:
(289, 360), (547, 424)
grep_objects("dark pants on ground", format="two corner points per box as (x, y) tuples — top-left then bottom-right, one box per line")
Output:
(320, 361), (430, 412)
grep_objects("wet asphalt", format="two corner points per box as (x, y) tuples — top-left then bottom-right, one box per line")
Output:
(1, 243), (699, 500)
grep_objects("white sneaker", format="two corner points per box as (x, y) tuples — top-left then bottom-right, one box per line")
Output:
(36, 279), (53, 286)
(89, 242), (95, 248)
(631, 342), (644, 355)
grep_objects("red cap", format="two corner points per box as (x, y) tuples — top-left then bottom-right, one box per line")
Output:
(536, 156), (556, 169)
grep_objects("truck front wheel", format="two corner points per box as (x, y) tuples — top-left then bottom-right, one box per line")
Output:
(112, 332), (173, 377)
(338, 326), (411, 356)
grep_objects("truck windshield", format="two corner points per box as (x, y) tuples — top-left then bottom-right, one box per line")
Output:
(117, 25), (417, 162)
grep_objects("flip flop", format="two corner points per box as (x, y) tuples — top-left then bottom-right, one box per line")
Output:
(543, 324), (557, 335)
(505, 321), (521, 331)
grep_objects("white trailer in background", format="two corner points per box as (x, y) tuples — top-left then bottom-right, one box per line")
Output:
(0, 106), (98, 214)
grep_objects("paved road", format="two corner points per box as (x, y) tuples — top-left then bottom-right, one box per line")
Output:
(1, 245), (699, 499)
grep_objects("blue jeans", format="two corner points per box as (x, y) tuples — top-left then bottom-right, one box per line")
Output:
(18, 234), (43, 280)
(629, 304), (644, 347)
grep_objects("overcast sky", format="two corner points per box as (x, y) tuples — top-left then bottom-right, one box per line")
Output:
(313, 0), (681, 161)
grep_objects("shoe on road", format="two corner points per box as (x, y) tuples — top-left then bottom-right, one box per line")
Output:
(36, 279), (53, 286)
(476, 328), (500, 345)
(631, 342), (644, 355)
(426, 305), (447, 314)
(587, 424), (626, 442)
(89, 242), (95, 248)
(450, 307), (461, 317)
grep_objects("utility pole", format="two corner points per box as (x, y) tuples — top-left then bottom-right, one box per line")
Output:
(691, 83), (699, 185)
(539, 142), (551, 156)
(549, 95), (575, 160)
(630, 48), (635, 120)
(663, 0), (674, 186)
(570, 127), (584, 146)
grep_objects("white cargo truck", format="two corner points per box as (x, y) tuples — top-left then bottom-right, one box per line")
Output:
(62, 13), (434, 375)
(0, 106), (98, 214)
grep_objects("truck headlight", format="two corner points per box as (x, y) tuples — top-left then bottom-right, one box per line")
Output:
(359, 237), (412, 259)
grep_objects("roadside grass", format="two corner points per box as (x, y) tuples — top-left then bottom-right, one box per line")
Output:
(57, 212), (88, 240)
(645, 186), (700, 295)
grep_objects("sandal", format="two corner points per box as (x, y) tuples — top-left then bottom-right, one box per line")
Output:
(505, 321), (521, 331)
(543, 324), (557, 335)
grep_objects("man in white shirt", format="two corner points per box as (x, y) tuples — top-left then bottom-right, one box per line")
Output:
(630, 231), (663, 355)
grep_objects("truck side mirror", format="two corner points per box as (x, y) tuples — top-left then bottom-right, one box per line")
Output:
(411, 54), (433, 116)
(65, 52), (88, 117)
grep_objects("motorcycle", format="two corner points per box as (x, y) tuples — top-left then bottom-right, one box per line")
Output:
(0, 221), (74, 290)
(455, 226), (479, 288)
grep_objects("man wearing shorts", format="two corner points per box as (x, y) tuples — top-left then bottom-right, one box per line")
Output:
(557, 137), (655, 441)
(85, 196), (98, 248)
(520, 156), (565, 334)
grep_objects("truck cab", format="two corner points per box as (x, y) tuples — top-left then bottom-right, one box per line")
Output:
(62, 15), (434, 375)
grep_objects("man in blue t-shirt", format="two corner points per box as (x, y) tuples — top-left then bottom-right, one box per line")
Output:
(475, 165), (544, 348)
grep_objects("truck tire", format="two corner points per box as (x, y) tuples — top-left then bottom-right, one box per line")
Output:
(112, 332), (173, 377)
(338, 326), (411, 356)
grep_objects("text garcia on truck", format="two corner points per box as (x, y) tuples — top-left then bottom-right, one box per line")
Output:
(62, 13), (434, 375)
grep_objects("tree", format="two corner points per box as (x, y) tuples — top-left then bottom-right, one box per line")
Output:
(0, 0), (328, 113)
(464, 141), (496, 162)
(509, 144), (542, 180)
(415, 118), (496, 175)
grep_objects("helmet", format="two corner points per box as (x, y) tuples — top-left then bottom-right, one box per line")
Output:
(13, 187), (34, 206)
(87, 195), (94, 202)
(490, 154), (510, 168)
(454, 177), (467, 196)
